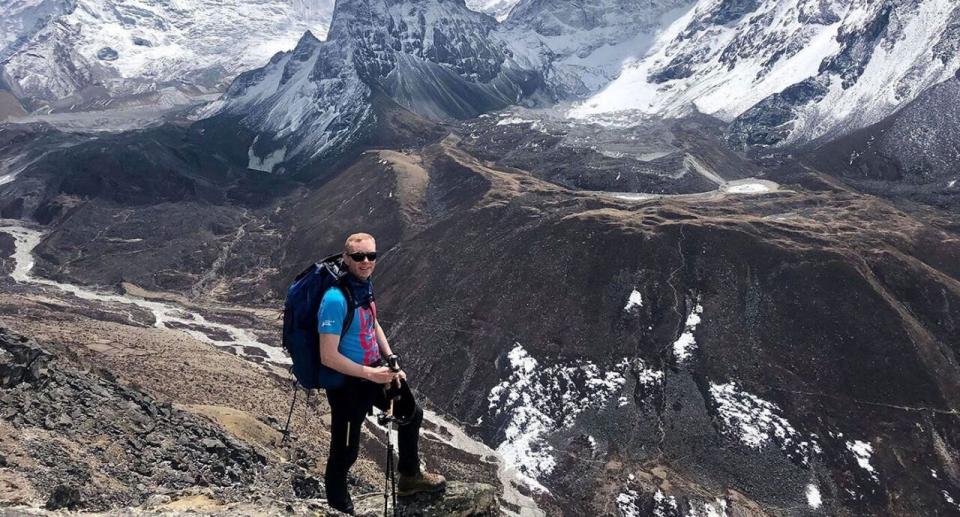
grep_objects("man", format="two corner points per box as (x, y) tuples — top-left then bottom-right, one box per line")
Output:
(318, 232), (446, 514)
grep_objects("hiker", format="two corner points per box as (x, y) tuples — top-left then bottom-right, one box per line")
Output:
(318, 232), (446, 514)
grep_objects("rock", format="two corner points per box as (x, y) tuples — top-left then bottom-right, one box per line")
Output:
(145, 494), (172, 507)
(0, 453), (7, 467)
(728, 77), (829, 149)
(292, 473), (323, 498)
(144, 431), (165, 446)
(45, 484), (82, 510)
(201, 438), (226, 450)
(353, 482), (498, 517)
(133, 461), (153, 476)
(0, 338), (49, 387)
(97, 47), (119, 61)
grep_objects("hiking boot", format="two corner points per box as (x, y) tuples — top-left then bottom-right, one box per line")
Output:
(397, 470), (446, 496)
(326, 489), (354, 515)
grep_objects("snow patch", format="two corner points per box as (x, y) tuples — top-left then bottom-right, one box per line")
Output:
(247, 139), (287, 173)
(617, 489), (641, 517)
(465, 0), (517, 21)
(672, 302), (703, 363)
(944, 491), (960, 510)
(846, 440), (879, 482)
(653, 489), (678, 517)
(725, 183), (770, 194)
(496, 116), (536, 126)
(697, 499), (729, 517)
(487, 344), (630, 491)
(624, 289), (644, 311)
(723, 180), (778, 194)
(709, 382), (815, 464)
(806, 484), (822, 509)
(636, 361), (664, 391)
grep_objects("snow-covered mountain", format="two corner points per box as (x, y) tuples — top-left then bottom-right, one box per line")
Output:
(465, 0), (519, 21)
(567, 0), (960, 148)
(207, 0), (545, 172)
(7, 0), (957, 155)
(502, 0), (692, 95)
(1, 0), (75, 59)
(0, 0), (333, 111)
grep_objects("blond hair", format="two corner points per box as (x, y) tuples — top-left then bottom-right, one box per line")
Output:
(343, 233), (375, 253)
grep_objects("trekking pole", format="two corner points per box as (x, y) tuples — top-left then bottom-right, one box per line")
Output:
(379, 355), (403, 517)
(280, 379), (299, 445)
(389, 399), (398, 515)
(380, 398), (397, 517)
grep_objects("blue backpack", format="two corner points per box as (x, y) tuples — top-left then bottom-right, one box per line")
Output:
(282, 254), (356, 390)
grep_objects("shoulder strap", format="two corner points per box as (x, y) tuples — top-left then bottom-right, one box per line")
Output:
(337, 282), (356, 339)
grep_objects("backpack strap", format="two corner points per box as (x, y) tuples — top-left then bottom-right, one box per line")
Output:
(337, 281), (356, 340)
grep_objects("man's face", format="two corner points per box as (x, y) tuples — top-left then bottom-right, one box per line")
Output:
(343, 238), (377, 280)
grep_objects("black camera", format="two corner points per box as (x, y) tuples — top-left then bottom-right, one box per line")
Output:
(384, 354), (400, 372)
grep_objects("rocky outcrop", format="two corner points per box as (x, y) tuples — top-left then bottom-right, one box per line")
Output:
(0, 328), (501, 515)
(728, 77), (830, 148)
(0, 328), (267, 510)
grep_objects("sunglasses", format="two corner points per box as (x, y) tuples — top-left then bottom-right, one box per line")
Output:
(347, 252), (378, 262)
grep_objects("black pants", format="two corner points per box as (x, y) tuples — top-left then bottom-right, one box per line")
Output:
(324, 378), (423, 503)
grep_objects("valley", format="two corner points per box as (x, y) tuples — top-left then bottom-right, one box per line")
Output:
(1, 0), (959, 515)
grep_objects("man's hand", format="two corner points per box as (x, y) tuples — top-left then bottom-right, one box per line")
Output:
(393, 369), (407, 389)
(365, 366), (400, 385)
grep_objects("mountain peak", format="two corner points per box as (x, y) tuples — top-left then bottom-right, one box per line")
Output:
(568, 0), (960, 147)
(210, 0), (545, 173)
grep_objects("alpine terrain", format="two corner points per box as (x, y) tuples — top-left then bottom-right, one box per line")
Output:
(0, 0), (958, 516)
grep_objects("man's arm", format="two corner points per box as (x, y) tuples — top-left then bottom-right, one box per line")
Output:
(374, 320), (406, 384)
(375, 320), (394, 357)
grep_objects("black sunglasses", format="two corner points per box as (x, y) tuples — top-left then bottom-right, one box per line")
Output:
(347, 252), (378, 262)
